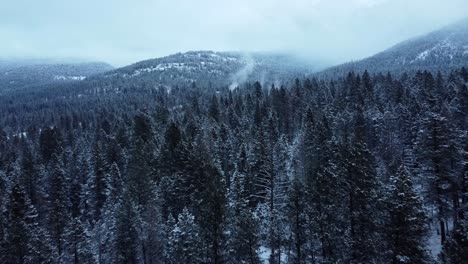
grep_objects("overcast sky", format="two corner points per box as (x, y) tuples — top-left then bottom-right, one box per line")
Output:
(1, 0), (467, 66)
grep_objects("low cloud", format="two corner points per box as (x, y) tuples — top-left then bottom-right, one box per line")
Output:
(1, 0), (467, 66)
(229, 54), (255, 90)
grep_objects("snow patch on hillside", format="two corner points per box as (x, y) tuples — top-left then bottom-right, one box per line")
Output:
(131, 63), (198, 77)
(463, 45), (468, 55)
(415, 50), (430, 61)
(129, 56), (236, 78)
(410, 38), (466, 64)
(54, 75), (86, 81)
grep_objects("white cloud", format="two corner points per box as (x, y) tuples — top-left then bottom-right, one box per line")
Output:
(0, 0), (467, 66)
(351, 0), (389, 8)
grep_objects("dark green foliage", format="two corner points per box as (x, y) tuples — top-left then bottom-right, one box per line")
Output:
(115, 198), (139, 264)
(39, 127), (62, 162)
(385, 166), (430, 263)
(0, 66), (467, 263)
(165, 208), (203, 264)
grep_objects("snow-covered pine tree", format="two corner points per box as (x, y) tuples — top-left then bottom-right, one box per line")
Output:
(1, 184), (56, 263)
(384, 165), (431, 263)
(114, 196), (139, 263)
(166, 207), (203, 264)
(415, 105), (453, 245)
(268, 134), (290, 263)
(440, 135), (468, 263)
(343, 108), (380, 263)
(224, 144), (260, 264)
(46, 154), (70, 260)
(287, 178), (308, 264)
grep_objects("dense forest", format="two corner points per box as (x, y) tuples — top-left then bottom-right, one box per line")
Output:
(0, 67), (467, 263)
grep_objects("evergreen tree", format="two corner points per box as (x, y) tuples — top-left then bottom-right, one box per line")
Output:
(344, 109), (380, 263)
(47, 154), (70, 259)
(416, 109), (453, 245)
(440, 136), (468, 263)
(251, 124), (274, 205)
(166, 208), (203, 264)
(440, 219), (468, 264)
(39, 127), (62, 162)
(268, 135), (290, 263)
(115, 197), (139, 264)
(209, 95), (220, 122)
(224, 145), (260, 264)
(126, 128), (155, 209)
(287, 178), (308, 264)
(1, 184), (55, 263)
(92, 138), (109, 220)
(385, 165), (430, 263)
(1, 184), (30, 263)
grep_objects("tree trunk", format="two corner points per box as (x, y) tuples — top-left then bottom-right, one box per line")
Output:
(142, 243), (147, 264)
(453, 191), (460, 222)
(440, 219), (446, 245)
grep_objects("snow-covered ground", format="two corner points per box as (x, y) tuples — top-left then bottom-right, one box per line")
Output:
(427, 227), (442, 260)
(258, 246), (288, 264)
(54, 75), (86, 81)
(427, 218), (454, 260)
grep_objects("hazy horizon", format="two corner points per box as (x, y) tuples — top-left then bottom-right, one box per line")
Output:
(2, 0), (468, 67)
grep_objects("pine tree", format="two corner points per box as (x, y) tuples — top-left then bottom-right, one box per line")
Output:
(1, 184), (56, 263)
(65, 167), (93, 264)
(47, 154), (70, 259)
(133, 112), (154, 143)
(166, 208), (203, 264)
(90, 163), (123, 263)
(92, 138), (109, 220)
(344, 109), (379, 263)
(125, 183), (166, 264)
(440, 136), (468, 263)
(195, 161), (225, 264)
(209, 95), (220, 122)
(287, 178), (308, 264)
(126, 131), (155, 209)
(440, 219), (468, 263)
(224, 145), (260, 264)
(39, 127), (62, 162)
(115, 197), (138, 264)
(19, 141), (39, 208)
(385, 165), (430, 263)
(268, 135), (290, 263)
(251, 124), (274, 205)
(1, 184), (30, 263)
(416, 108), (453, 245)
(159, 122), (196, 217)
(310, 140), (348, 262)
(65, 216), (93, 264)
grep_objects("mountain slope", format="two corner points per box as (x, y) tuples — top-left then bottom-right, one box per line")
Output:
(100, 51), (319, 89)
(0, 61), (114, 91)
(320, 18), (468, 76)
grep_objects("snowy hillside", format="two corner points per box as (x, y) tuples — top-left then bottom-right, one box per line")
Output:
(0, 62), (114, 91)
(102, 51), (318, 89)
(320, 18), (468, 76)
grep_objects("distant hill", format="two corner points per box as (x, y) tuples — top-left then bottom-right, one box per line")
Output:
(320, 18), (468, 77)
(101, 51), (320, 89)
(0, 61), (114, 91)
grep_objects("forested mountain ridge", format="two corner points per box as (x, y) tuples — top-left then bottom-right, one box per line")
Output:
(0, 62), (114, 91)
(100, 51), (319, 89)
(320, 18), (468, 76)
(3, 17), (468, 94)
